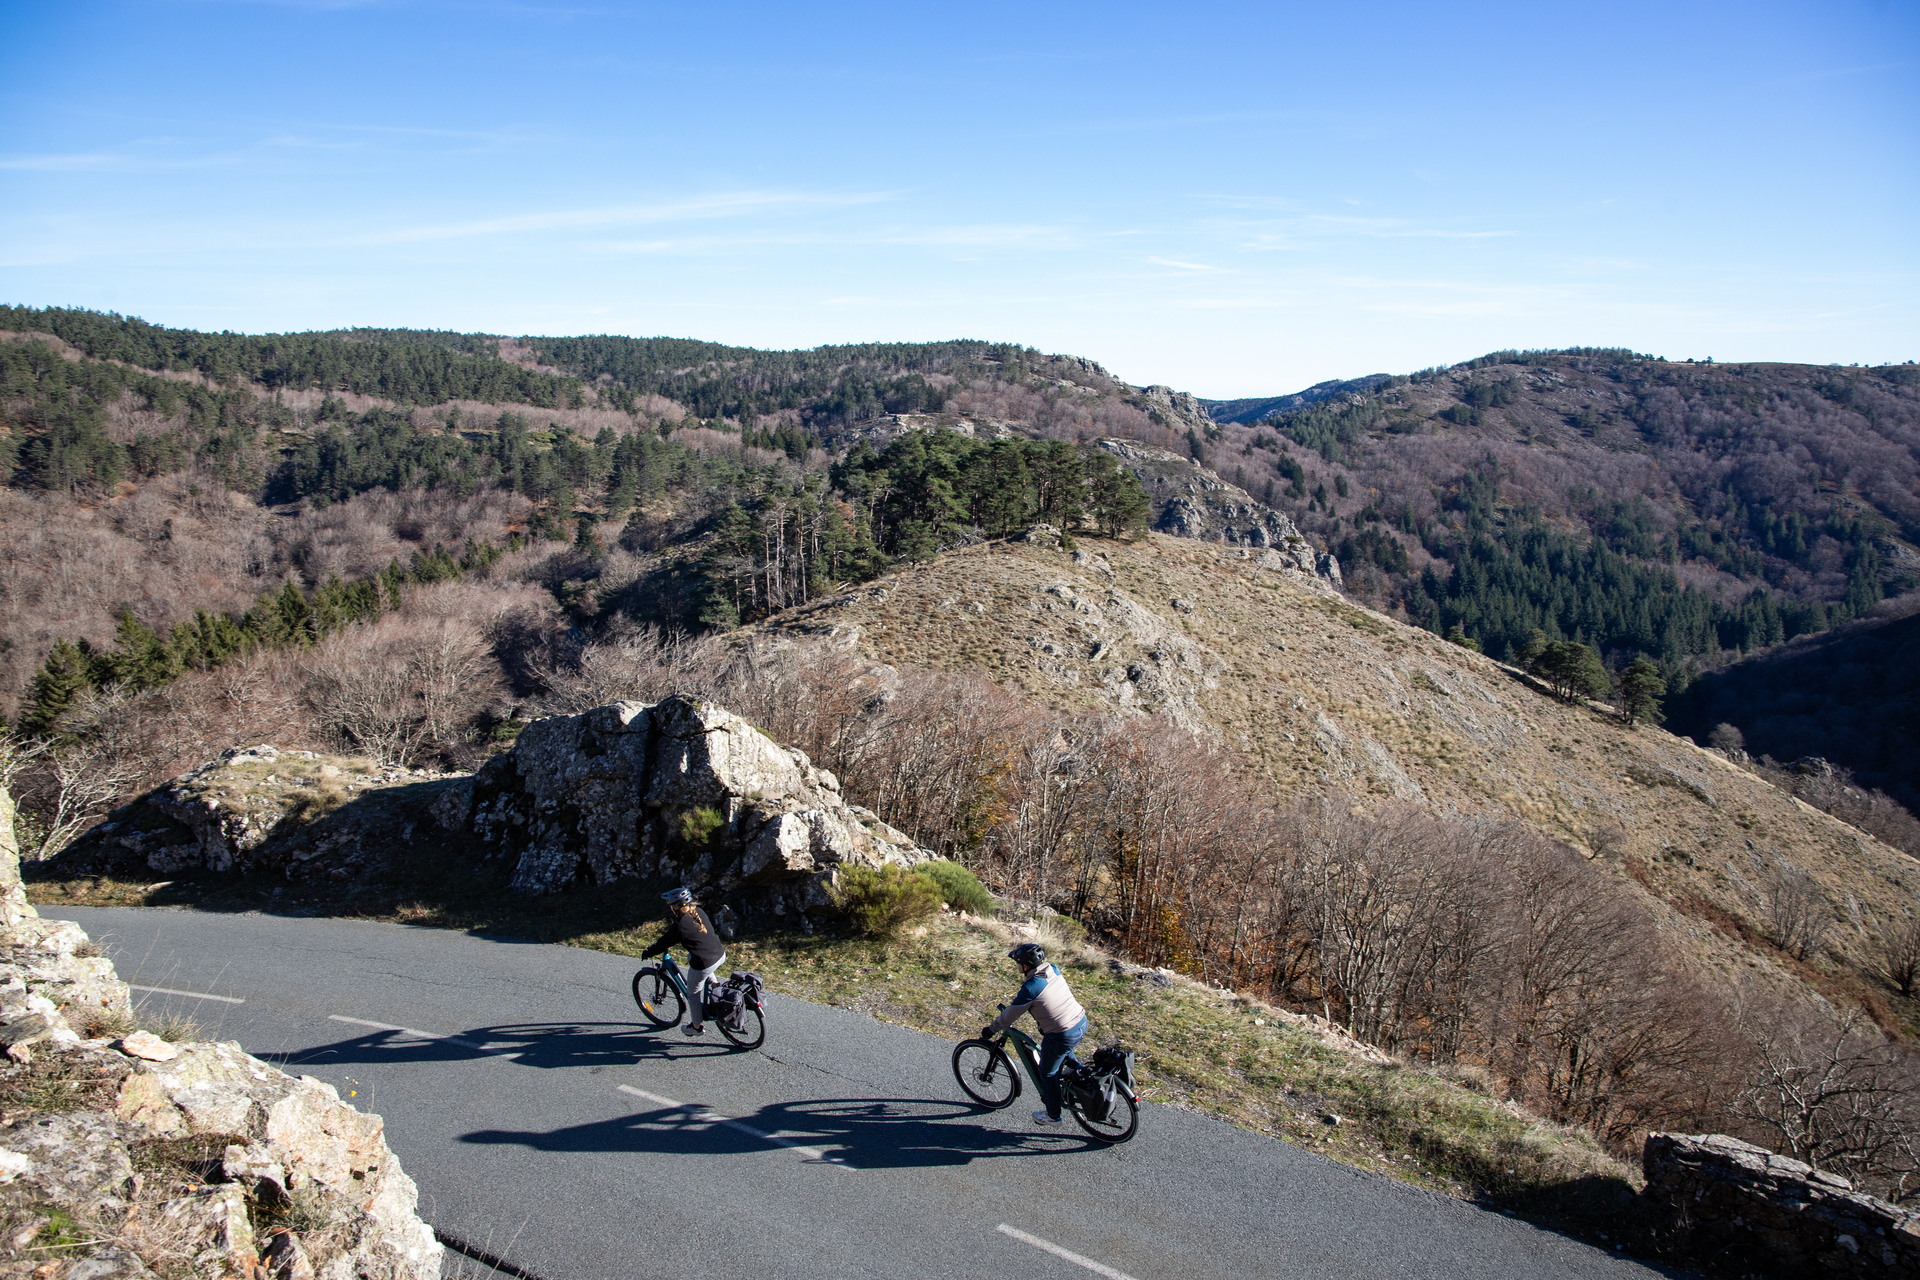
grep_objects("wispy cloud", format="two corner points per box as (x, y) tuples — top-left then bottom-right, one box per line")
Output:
(0, 154), (126, 172)
(1146, 256), (1222, 273)
(362, 191), (895, 245)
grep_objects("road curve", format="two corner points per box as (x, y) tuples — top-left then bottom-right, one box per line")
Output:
(44, 906), (1677, 1280)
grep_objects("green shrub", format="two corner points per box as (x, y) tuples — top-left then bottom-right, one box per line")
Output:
(917, 860), (994, 915)
(831, 864), (946, 938)
(677, 805), (725, 846)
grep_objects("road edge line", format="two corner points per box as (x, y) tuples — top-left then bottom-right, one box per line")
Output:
(131, 984), (244, 1004)
(997, 1224), (1140, 1280)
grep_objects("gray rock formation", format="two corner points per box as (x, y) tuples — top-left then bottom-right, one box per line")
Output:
(57, 746), (457, 883)
(1642, 1132), (1920, 1277)
(432, 695), (935, 923)
(0, 785), (442, 1279)
(1126, 384), (1215, 434)
(1094, 438), (1341, 590)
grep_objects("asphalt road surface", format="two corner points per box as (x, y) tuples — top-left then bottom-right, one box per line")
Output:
(42, 906), (1680, 1280)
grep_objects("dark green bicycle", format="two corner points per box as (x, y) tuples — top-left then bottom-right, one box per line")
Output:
(951, 1023), (1138, 1144)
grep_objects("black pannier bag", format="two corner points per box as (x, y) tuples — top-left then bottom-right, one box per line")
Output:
(1091, 1044), (1137, 1100)
(703, 983), (746, 1031)
(724, 970), (766, 1010)
(1067, 1061), (1116, 1122)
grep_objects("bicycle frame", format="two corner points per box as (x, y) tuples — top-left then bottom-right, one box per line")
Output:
(652, 952), (700, 1006)
(994, 1024), (1077, 1099)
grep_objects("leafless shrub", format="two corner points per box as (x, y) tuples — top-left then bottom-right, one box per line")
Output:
(308, 616), (502, 767)
(1759, 856), (1833, 961)
(1732, 1000), (1920, 1202)
(1880, 914), (1920, 998)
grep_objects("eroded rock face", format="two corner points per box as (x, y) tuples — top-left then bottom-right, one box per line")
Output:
(1642, 1132), (1920, 1277)
(55, 747), (460, 884)
(0, 785), (442, 1280)
(1093, 438), (1340, 590)
(434, 695), (934, 920)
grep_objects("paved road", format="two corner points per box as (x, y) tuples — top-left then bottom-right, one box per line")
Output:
(43, 906), (1678, 1280)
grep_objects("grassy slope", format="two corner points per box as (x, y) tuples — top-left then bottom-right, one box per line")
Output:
(753, 532), (1920, 1032)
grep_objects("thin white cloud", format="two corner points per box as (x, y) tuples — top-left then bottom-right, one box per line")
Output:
(1146, 256), (1221, 273)
(0, 153), (137, 171)
(361, 191), (895, 245)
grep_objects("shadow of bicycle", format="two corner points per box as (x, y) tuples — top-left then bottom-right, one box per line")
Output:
(462, 1092), (1110, 1169)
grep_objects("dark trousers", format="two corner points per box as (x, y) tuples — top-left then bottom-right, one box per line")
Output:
(1037, 1016), (1088, 1118)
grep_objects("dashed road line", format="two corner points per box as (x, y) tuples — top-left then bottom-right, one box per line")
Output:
(327, 1015), (512, 1056)
(616, 1084), (852, 1168)
(997, 1224), (1140, 1280)
(130, 984), (245, 1004)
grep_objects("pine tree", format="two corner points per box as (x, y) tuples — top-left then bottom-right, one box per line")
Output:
(1618, 657), (1667, 727)
(20, 639), (93, 737)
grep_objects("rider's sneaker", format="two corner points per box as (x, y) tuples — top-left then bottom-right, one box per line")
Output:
(1032, 1111), (1063, 1125)
(684, 1023), (705, 1036)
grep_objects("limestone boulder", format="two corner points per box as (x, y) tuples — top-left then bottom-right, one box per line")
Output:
(442, 694), (937, 926)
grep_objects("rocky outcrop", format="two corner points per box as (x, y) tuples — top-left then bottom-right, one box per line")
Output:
(1126, 384), (1215, 434)
(1642, 1132), (1920, 1277)
(431, 695), (935, 924)
(1093, 438), (1341, 590)
(0, 785), (441, 1280)
(56, 746), (458, 884)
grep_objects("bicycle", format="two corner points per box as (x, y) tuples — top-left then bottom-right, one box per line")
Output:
(631, 952), (765, 1050)
(951, 1021), (1138, 1144)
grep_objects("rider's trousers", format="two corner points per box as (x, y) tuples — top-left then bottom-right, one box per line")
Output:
(686, 952), (726, 1024)
(1037, 1015), (1088, 1118)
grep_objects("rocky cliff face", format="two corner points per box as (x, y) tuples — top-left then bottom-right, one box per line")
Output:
(0, 786), (442, 1280)
(1094, 438), (1342, 589)
(432, 694), (935, 925)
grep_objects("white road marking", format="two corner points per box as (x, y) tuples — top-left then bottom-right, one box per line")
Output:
(616, 1084), (851, 1168)
(130, 984), (245, 1004)
(997, 1224), (1141, 1280)
(327, 1015), (512, 1057)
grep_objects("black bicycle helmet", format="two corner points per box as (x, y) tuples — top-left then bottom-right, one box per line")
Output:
(660, 886), (694, 906)
(1008, 942), (1046, 968)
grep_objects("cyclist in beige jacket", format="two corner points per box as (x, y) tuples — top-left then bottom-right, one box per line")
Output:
(983, 942), (1088, 1125)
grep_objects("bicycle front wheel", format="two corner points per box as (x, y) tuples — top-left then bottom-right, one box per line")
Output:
(952, 1039), (1019, 1109)
(632, 967), (685, 1028)
(1066, 1086), (1138, 1144)
(717, 1005), (765, 1051)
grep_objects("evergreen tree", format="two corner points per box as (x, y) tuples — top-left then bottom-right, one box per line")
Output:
(20, 639), (93, 737)
(1618, 657), (1667, 727)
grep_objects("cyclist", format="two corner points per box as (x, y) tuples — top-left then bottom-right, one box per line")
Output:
(982, 942), (1087, 1126)
(642, 887), (726, 1035)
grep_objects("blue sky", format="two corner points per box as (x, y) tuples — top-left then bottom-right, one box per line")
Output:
(2, 2), (1915, 396)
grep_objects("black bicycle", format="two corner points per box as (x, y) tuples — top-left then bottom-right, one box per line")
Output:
(630, 952), (766, 1050)
(951, 1024), (1138, 1144)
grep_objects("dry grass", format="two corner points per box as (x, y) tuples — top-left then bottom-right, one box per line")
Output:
(751, 532), (1920, 1034)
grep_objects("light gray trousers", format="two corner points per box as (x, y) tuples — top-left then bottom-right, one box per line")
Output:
(686, 953), (726, 1024)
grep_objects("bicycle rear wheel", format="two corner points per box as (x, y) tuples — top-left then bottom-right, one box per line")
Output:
(716, 1005), (765, 1051)
(1066, 1085), (1138, 1144)
(632, 966), (685, 1028)
(952, 1039), (1019, 1109)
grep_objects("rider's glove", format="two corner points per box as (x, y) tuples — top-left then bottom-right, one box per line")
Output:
(980, 1026), (995, 1041)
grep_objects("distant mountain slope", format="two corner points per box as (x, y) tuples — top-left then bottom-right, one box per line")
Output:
(1201, 373), (1395, 424)
(747, 529), (1915, 1020)
(1668, 596), (1920, 813)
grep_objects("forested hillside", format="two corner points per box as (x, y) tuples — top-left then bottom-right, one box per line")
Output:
(1207, 351), (1918, 655)
(3, 308), (1916, 806)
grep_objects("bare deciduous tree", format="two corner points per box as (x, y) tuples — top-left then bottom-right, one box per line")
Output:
(1733, 1002), (1920, 1202)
